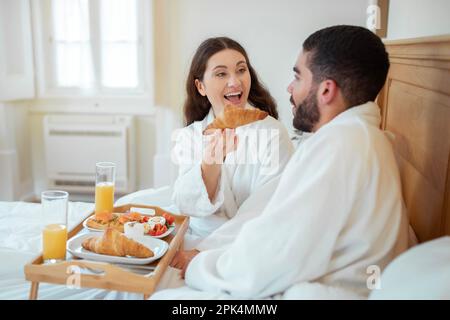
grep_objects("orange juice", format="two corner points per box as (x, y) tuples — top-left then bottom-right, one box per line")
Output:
(95, 182), (114, 221)
(42, 224), (68, 261)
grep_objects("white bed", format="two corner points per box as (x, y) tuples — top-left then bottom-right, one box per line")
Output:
(0, 186), (183, 300)
(0, 201), (95, 299)
(1, 35), (450, 300)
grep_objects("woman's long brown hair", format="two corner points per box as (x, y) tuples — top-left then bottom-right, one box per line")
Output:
(183, 37), (278, 126)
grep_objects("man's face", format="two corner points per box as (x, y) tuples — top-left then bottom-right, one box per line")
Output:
(287, 52), (320, 132)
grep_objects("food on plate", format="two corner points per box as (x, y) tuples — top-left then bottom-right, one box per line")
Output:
(86, 212), (124, 232)
(81, 228), (154, 258)
(147, 223), (168, 237)
(86, 209), (177, 237)
(142, 212), (176, 236)
(162, 212), (175, 225)
(118, 212), (143, 224)
(205, 105), (268, 131)
(95, 210), (113, 223)
(86, 211), (147, 232)
(149, 216), (166, 227)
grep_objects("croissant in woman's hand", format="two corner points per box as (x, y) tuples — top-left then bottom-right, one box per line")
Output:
(82, 228), (154, 258)
(205, 105), (268, 131)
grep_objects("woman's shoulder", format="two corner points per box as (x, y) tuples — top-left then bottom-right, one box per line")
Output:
(179, 115), (210, 134)
(184, 109), (214, 132)
(173, 119), (206, 144)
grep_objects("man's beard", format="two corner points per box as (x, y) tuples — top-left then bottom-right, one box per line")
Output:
(292, 87), (320, 132)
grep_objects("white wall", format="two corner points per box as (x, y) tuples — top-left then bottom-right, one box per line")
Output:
(0, 103), (16, 200)
(387, 0), (450, 39)
(169, 0), (368, 131)
(0, 102), (33, 201)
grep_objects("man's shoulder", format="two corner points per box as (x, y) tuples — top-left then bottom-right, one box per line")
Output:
(324, 116), (385, 144)
(302, 119), (390, 163)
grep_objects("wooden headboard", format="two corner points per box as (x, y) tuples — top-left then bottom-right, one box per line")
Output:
(377, 35), (450, 243)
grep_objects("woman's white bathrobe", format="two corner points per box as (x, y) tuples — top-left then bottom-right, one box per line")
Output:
(171, 107), (294, 244)
(152, 101), (410, 299)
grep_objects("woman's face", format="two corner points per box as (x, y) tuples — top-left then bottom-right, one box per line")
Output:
(195, 49), (251, 116)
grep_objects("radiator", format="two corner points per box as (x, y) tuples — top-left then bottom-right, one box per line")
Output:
(43, 114), (136, 194)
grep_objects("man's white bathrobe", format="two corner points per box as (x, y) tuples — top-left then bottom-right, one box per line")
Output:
(152, 101), (409, 299)
(171, 107), (294, 242)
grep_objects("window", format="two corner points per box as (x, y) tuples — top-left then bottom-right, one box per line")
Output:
(51, 0), (93, 88)
(35, 0), (151, 97)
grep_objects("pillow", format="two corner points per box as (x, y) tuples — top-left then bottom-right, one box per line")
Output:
(369, 236), (450, 299)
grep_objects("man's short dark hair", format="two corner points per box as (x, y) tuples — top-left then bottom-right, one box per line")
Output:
(303, 25), (390, 108)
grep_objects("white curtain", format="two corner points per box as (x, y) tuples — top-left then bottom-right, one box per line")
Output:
(50, 0), (139, 89)
(52, 0), (94, 89)
(100, 0), (138, 88)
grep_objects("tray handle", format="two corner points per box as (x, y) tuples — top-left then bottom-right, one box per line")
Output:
(25, 259), (156, 294)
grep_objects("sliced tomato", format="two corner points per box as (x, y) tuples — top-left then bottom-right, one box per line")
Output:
(149, 223), (167, 236)
(162, 213), (175, 225)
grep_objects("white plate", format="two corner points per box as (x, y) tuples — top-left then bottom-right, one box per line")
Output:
(83, 215), (175, 238)
(67, 232), (169, 265)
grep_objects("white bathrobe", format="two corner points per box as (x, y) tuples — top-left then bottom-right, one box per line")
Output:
(171, 107), (294, 241)
(152, 101), (409, 300)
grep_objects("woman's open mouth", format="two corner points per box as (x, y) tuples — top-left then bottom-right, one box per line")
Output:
(224, 92), (243, 105)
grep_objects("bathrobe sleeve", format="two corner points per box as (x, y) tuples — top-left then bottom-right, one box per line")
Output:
(249, 117), (294, 191)
(171, 126), (225, 217)
(185, 130), (367, 298)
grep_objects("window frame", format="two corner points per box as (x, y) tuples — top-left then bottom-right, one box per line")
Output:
(31, 0), (154, 102)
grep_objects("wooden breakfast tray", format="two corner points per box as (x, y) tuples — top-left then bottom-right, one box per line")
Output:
(24, 204), (189, 300)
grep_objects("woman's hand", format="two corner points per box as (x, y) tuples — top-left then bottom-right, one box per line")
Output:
(201, 129), (238, 201)
(202, 128), (238, 165)
(170, 249), (200, 278)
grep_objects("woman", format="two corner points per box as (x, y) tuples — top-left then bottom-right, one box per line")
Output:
(171, 37), (294, 248)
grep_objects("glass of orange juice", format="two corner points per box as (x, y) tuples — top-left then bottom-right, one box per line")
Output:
(95, 162), (116, 222)
(41, 190), (69, 263)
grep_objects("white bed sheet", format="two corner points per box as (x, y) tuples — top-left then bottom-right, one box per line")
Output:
(0, 187), (186, 300)
(0, 201), (95, 299)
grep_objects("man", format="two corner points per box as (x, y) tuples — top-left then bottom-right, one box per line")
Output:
(152, 25), (409, 299)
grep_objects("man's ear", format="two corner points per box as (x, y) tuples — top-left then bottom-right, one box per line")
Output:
(195, 79), (206, 96)
(318, 79), (338, 105)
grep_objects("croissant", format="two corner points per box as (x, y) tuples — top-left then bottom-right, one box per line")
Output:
(205, 105), (268, 131)
(82, 228), (154, 258)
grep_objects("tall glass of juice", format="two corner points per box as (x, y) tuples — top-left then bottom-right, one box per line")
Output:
(95, 162), (116, 222)
(41, 190), (69, 263)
